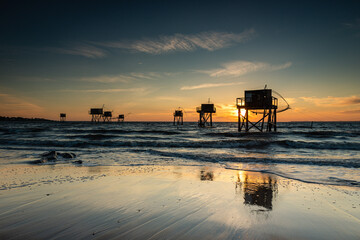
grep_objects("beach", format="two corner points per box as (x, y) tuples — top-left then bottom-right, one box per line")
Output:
(0, 121), (359, 239)
(1, 164), (359, 239)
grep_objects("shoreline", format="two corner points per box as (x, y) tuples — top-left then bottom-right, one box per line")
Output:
(1, 164), (359, 239)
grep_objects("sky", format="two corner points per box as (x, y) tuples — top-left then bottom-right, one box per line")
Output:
(0, 0), (359, 121)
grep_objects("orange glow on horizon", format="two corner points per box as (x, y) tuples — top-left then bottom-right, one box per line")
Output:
(1, 98), (359, 122)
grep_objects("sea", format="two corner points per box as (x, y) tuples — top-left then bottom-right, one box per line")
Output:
(0, 121), (359, 187)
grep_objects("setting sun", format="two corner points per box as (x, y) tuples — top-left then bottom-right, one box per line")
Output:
(240, 109), (246, 117)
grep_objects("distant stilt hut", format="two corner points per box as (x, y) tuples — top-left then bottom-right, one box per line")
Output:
(59, 113), (66, 122)
(89, 108), (104, 122)
(118, 114), (125, 122)
(173, 108), (183, 126)
(196, 102), (216, 127)
(103, 111), (112, 122)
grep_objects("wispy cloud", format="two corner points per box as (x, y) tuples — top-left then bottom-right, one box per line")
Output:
(79, 75), (133, 83)
(181, 82), (243, 90)
(79, 72), (168, 83)
(341, 109), (360, 114)
(216, 103), (237, 110)
(344, 18), (360, 37)
(199, 61), (292, 77)
(48, 44), (107, 58)
(97, 29), (255, 54)
(155, 96), (183, 101)
(0, 93), (43, 115)
(62, 88), (145, 93)
(301, 95), (360, 106)
(47, 29), (254, 57)
(344, 18), (360, 29)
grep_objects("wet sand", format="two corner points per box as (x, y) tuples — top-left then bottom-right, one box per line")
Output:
(0, 164), (359, 239)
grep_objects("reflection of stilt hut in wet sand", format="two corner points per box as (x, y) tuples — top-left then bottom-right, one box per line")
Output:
(196, 101), (216, 127)
(89, 107), (104, 122)
(118, 114), (124, 122)
(200, 170), (214, 181)
(236, 172), (278, 211)
(59, 113), (66, 122)
(173, 108), (183, 126)
(236, 89), (278, 132)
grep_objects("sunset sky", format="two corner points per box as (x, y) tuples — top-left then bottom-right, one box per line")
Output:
(0, 1), (359, 121)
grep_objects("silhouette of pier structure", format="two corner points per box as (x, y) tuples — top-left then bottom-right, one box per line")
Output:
(118, 114), (124, 122)
(103, 111), (112, 122)
(89, 108), (104, 122)
(196, 101), (216, 127)
(173, 108), (183, 125)
(59, 113), (66, 122)
(236, 89), (278, 132)
(89, 106), (124, 123)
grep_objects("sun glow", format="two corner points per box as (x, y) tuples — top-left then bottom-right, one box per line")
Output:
(231, 109), (238, 117)
(230, 109), (246, 118)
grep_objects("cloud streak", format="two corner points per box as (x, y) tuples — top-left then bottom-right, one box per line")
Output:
(79, 72), (163, 83)
(341, 109), (360, 114)
(62, 88), (145, 93)
(181, 82), (243, 90)
(0, 93), (43, 115)
(49, 44), (107, 58)
(155, 96), (183, 101)
(344, 18), (360, 29)
(199, 61), (292, 77)
(301, 96), (360, 106)
(98, 29), (255, 54)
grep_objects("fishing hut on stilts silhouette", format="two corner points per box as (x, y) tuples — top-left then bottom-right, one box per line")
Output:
(59, 113), (66, 122)
(118, 114), (124, 122)
(197, 101), (216, 127)
(103, 111), (112, 122)
(173, 108), (183, 126)
(89, 107), (104, 122)
(236, 89), (278, 132)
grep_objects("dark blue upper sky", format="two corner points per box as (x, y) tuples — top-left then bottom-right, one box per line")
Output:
(0, 0), (359, 120)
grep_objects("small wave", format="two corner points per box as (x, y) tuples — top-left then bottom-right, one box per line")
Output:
(224, 167), (360, 187)
(205, 130), (360, 139)
(139, 149), (360, 168)
(28, 127), (51, 133)
(205, 131), (274, 138)
(0, 137), (359, 151)
(62, 129), (181, 135)
(288, 130), (360, 138)
(328, 177), (360, 186)
(0, 127), (50, 135)
(75, 134), (119, 140)
(278, 140), (360, 151)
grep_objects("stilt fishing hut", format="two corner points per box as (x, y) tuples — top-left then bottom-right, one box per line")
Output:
(59, 113), (66, 122)
(173, 108), (183, 125)
(118, 114), (124, 122)
(103, 111), (112, 122)
(89, 107), (104, 122)
(236, 89), (278, 132)
(196, 102), (216, 127)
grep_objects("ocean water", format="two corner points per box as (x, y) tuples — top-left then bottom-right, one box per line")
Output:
(0, 121), (359, 187)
